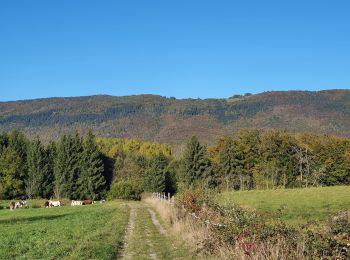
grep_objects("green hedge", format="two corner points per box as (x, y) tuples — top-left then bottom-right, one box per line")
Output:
(107, 180), (143, 200)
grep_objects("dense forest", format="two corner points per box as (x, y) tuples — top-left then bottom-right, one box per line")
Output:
(0, 129), (349, 200)
(1, 90), (350, 145)
(0, 130), (106, 200)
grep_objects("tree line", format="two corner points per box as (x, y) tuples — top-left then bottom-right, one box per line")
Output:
(0, 128), (349, 200)
(184, 129), (350, 191)
(100, 129), (350, 199)
(0, 130), (105, 200)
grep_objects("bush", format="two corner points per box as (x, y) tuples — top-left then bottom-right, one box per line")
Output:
(107, 180), (143, 200)
(328, 211), (350, 257)
(176, 189), (349, 258)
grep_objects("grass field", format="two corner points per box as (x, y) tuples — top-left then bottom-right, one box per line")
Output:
(218, 186), (350, 224)
(0, 201), (129, 259)
(2, 186), (349, 259)
(0, 200), (193, 259)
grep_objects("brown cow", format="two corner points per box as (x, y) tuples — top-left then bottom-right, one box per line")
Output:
(43, 201), (50, 208)
(9, 201), (23, 210)
(9, 201), (16, 210)
(82, 199), (93, 205)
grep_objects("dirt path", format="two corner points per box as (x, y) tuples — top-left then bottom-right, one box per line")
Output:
(148, 208), (167, 236)
(119, 202), (191, 260)
(120, 205), (137, 260)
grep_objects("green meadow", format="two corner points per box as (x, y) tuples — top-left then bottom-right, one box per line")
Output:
(0, 201), (128, 259)
(218, 186), (350, 224)
(0, 200), (193, 260)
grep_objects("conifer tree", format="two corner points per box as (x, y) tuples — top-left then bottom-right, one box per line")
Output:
(78, 131), (106, 199)
(219, 137), (241, 191)
(25, 138), (47, 198)
(8, 130), (28, 162)
(144, 153), (168, 192)
(0, 147), (24, 198)
(53, 135), (68, 199)
(54, 133), (83, 199)
(42, 141), (56, 199)
(7, 130), (28, 195)
(68, 131), (83, 198)
(182, 136), (211, 187)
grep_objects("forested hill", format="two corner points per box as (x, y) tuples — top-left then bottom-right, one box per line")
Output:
(0, 89), (349, 143)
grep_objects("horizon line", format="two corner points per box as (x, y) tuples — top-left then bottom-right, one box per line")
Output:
(1, 88), (349, 103)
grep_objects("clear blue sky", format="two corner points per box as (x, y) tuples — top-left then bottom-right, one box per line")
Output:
(0, 0), (349, 101)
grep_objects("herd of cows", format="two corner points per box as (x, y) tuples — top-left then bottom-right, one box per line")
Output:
(8, 199), (106, 210)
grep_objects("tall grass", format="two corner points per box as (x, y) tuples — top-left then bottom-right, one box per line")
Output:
(146, 186), (350, 259)
(145, 197), (213, 258)
(145, 197), (305, 259)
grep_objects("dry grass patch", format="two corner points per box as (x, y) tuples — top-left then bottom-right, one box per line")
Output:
(146, 191), (350, 259)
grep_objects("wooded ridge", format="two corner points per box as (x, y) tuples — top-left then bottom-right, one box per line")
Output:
(0, 90), (349, 144)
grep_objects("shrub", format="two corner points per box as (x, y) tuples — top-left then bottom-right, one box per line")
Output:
(328, 211), (350, 257)
(175, 189), (349, 258)
(176, 187), (219, 213)
(107, 180), (143, 200)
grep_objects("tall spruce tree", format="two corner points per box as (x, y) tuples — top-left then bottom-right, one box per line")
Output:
(54, 133), (83, 199)
(0, 147), (24, 199)
(219, 137), (241, 191)
(78, 131), (106, 200)
(54, 135), (68, 199)
(68, 132), (83, 198)
(8, 130), (28, 195)
(25, 138), (47, 199)
(144, 153), (168, 192)
(42, 141), (56, 199)
(182, 136), (211, 187)
(8, 130), (28, 162)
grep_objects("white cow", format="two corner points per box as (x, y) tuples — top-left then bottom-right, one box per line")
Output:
(9, 201), (27, 210)
(49, 200), (61, 207)
(71, 200), (83, 206)
(21, 201), (28, 208)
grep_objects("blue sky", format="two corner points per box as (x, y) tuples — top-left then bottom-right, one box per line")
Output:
(0, 0), (349, 101)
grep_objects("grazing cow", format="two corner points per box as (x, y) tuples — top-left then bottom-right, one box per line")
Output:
(9, 201), (27, 210)
(43, 201), (50, 208)
(21, 201), (28, 208)
(49, 200), (61, 207)
(9, 201), (16, 210)
(71, 200), (83, 206)
(82, 199), (93, 205)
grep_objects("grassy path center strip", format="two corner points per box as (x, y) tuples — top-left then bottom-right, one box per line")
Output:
(120, 202), (191, 260)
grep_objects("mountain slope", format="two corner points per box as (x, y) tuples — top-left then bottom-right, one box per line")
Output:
(0, 90), (349, 144)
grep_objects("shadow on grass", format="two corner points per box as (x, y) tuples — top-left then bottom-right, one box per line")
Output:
(0, 213), (72, 224)
(114, 239), (125, 259)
